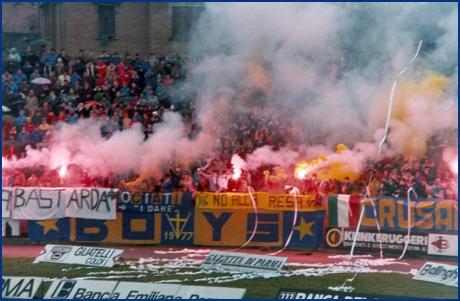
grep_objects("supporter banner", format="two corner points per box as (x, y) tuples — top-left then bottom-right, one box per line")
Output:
(282, 211), (325, 248)
(71, 211), (162, 244)
(161, 211), (194, 245)
(44, 279), (118, 299)
(326, 195), (458, 234)
(201, 251), (288, 273)
(27, 218), (70, 241)
(2, 189), (12, 218)
(325, 227), (428, 254)
(2, 276), (43, 299)
(28, 211), (163, 244)
(327, 194), (360, 228)
(2, 218), (20, 237)
(194, 208), (325, 247)
(9, 187), (66, 220)
(116, 191), (188, 213)
(194, 208), (282, 247)
(195, 192), (320, 211)
(276, 288), (416, 299)
(65, 188), (117, 220)
(33, 244), (124, 267)
(5, 188), (117, 220)
(427, 233), (458, 257)
(413, 261), (458, 287)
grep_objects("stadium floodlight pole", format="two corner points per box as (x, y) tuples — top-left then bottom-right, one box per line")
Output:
(378, 40), (423, 156)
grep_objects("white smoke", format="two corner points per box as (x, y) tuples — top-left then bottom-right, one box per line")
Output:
(2, 3), (458, 182)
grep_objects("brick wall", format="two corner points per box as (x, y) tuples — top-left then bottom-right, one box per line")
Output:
(42, 2), (195, 60)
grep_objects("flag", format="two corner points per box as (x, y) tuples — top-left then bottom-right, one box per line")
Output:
(328, 194), (361, 228)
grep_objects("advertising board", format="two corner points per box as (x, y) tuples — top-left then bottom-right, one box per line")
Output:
(175, 285), (246, 299)
(277, 288), (416, 299)
(201, 250), (287, 273)
(412, 261), (458, 287)
(111, 282), (181, 299)
(44, 279), (118, 299)
(325, 227), (428, 254)
(427, 233), (458, 257)
(2, 277), (43, 299)
(33, 244), (124, 267)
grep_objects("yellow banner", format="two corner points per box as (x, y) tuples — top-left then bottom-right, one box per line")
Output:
(195, 192), (320, 211)
(194, 208), (282, 247)
(69, 212), (162, 244)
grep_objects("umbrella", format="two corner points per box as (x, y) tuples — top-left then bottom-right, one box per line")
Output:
(117, 96), (137, 103)
(84, 101), (100, 110)
(94, 92), (111, 102)
(9, 99), (27, 106)
(2, 115), (16, 123)
(167, 59), (183, 67)
(2, 105), (11, 112)
(4, 58), (19, 62)
(144, 100), (158, 107)
(31, 77), (52, 85)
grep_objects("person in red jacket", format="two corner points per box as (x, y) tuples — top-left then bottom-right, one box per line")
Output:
(96, 60), (107, 78)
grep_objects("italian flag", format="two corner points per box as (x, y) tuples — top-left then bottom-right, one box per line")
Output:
(328, 194), (361, 228)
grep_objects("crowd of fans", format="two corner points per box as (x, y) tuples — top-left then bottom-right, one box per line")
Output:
(2, 45), (458, 201)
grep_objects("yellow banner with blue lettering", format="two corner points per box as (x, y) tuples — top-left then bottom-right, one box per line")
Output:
(360, 197), (458, 233)
(194, 192), (320, 211)
(193, 208), (326, 248)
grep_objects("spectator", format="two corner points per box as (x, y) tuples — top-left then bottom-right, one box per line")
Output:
(55, 58), (67, 76)
(13, 168), (27, 187)
(45, 48), (58, 67)
(430, 178), (445, 199)
(58, 48), (70, 66)
(99, 50), (111, 66)
(42, 61), (54, 78)
(26, 50), (40, 68)
(112, 52), (121, 66)
(158, 173), (173, 193)
(102, 172), (117, 188)
(27, 172), (39, 187)
(2, 169), (13, 187)
(29, 68), (41, 83)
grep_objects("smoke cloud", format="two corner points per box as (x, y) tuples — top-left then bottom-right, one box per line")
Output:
(2, 3), (458, 183)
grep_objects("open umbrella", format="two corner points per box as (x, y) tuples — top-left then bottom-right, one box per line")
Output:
(4, 58), (19, 62)
(2, 115), (16, 123)
(2, 105), (11, 112)
(84, 101), (100, 110)
(31, 77), (52, 85)
(9, 99), (27, 106)
(166, 59), (183, 67)
(117, 96), (137, 103)
(144, 100), (159, 107)
(94, 92), (111, 102)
